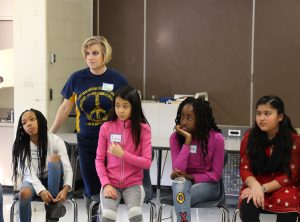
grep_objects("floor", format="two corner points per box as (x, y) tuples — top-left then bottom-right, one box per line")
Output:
(2, 193), (279, 222)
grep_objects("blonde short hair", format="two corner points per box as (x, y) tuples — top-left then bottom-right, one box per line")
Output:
(81, 36), (112, 65)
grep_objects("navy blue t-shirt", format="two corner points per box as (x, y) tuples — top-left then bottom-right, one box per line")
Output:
(61, 68), (128, 137)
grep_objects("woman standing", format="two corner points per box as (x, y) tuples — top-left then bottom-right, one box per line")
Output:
(50, 36), (128, 212)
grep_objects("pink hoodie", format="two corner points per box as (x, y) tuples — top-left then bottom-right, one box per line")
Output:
(95, 119), (152, 188)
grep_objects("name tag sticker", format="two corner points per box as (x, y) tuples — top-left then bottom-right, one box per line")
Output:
(190, 145), (197, 153)
(102, 83), (114, 91)
(110, 134), (122, 143)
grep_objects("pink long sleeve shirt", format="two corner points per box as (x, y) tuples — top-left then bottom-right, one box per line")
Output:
(95, 119), (152, 188)
(170, 130), (224, 183)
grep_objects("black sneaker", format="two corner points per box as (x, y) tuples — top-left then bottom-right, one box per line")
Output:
(45, 203), (66, 221)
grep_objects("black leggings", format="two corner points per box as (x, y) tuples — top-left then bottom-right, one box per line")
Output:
(239, 198), (298, 222)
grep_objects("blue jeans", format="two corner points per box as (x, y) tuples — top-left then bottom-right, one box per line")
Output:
(77, 134), (101, 199)
(0, 183), (3, 222)
(19, 162), (63, 222)
(172, 177), (220, 222)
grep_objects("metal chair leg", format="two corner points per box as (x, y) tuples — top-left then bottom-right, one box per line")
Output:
(147, 201), (156, 222)
(88, 201), (99, 222)
(10, 200), (18, 222)
(218, 206), (230, 222)
(232, 208), (239, 222)
(68, 198), (78, 222)
(158, 204), (167, 222)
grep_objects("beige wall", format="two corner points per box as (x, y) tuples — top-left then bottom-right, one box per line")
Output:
(0, 0), (13, 20)
(47, 0), (92, 132)
(14, 0), (92, 132)
(0, 21), (13, 50)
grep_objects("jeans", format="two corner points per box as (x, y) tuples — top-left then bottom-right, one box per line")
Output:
(172, 177), (220, 222)
(0, 183), (3, 222)
(19, 162), (63, 222)
(77, 134), (101, 199)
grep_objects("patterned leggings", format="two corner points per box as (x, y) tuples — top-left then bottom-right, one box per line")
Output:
(100, 185), (145, 222)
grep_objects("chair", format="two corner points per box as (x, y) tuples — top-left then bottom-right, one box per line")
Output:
(10, 192), (78, 222)
(88, 150), (156, 222)
(231, 208), (241, 222)
(157, 150), (230, 222)
(10, 142), (78, 222)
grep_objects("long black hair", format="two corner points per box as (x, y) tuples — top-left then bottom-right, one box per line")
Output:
(108, 85), (149, 147)
(12, 109), (48, 183)
(247, 95), (296, 177)
(175, 97), (221, 159)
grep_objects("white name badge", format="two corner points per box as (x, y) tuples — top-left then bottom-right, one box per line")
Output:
(102, 83), (114, 91)
(190, 145), (197, 154)
(110, 134), (122, 143)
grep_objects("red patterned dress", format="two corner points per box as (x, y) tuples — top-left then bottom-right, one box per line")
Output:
(239, 131), (300, 213)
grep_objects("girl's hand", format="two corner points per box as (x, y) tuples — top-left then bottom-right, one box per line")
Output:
(39, 190), (55, 204)
(171, 169), (194, 182)
(243, 185), (265, 209)
(175, 125), (192, 145)
(240, 187), (251, 200)
(250, 184), (265, 209)
(103, 185), (118, 200)
(178, 170), (194, 182)
(170, 169), (181, 180)
(53, 186), (69, 203)
(109, 142), (124, 158)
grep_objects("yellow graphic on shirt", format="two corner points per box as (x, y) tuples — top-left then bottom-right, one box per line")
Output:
(73, 87), (114, 132)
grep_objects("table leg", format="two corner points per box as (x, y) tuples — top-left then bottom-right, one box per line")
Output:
(156, 149), (162, 205)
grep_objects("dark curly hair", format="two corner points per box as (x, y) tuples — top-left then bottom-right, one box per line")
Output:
(108, 85), (149, 148)
(247, 95), (296, 177)
(175, 97), (221, 159)
(12, 109), (48, 183)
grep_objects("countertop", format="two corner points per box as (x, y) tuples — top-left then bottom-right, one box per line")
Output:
(0, 122), (14, 127)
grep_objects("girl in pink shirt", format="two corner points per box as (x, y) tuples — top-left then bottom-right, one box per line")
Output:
(170, 97), (224, 222)
(95, 85), (152, 222)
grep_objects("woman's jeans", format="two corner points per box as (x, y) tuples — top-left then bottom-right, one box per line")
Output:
(0, 183), (4, 222)
(172, 177), (220, 222)
(19, 162), (62, 222)
(77, 134), (101, 199)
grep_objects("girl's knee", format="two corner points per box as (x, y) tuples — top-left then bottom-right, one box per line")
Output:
(172, 178), (189, 193)
(128, 206), (143, 222)
(48, 154), (60, 162)
(102, 208), (117, 221)
(19, 188), (33, 200)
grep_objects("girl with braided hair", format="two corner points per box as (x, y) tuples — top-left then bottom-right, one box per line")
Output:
(12, 109), (73, 222)
(170, 97), (224, 222)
